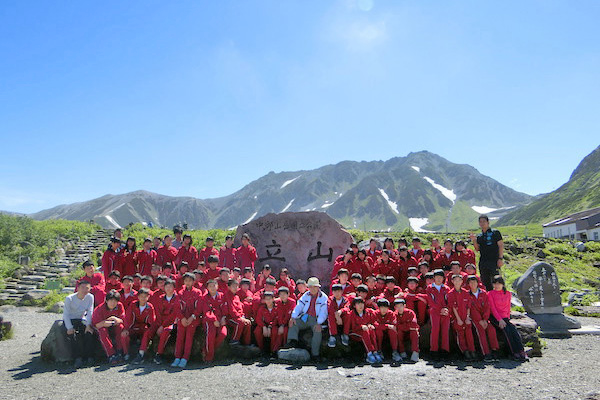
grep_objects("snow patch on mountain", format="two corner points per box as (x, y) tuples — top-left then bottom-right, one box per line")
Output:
(409, 217), (432, 233)
(471, 205), (498, 214)
(423, 177), (457, 203)
(281, 175), (301, 189)
(411, 166), (420, 173)
(242, 211), (258, 225)
(281, 199), (295, 213)
(104, 215), (122, 229)
(378, 188), (399, 214)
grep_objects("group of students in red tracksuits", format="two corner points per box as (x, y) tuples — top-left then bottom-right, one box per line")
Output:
(66, 229), (527, 369)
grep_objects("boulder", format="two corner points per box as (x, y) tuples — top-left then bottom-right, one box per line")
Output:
(233, 211), (354, 287)
(20, 289), (51, 304)
(536, 250), (547, 258)
(41, 320), (73, 362)
(49, 301), (64, 314)
(575, 242), (586, 252)
(278, 348), (311, 363)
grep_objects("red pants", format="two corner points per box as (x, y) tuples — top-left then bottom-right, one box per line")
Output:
(327, 312), (346, 336)
(123, 325), (153, 354)
(254, 325), (274, 351)
(414, 301), (427, 325)
(141, 324), (175, 354)
(97, 324), (124, 357)
(397, 326), (419, 353)
(349, 329), (377, 353)
(452, 321), (475, 352)
(228, 318), (251, 345)
(375, 327), (398, 352)
(175, 321), (198, 360)
(472, 320), (499, 355)
(204, 321), (227, 362)
(271, 325), (288, 352)
(430, 313), (450, 352)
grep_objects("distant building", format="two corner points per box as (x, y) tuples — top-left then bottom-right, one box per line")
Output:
(542, 207), (600, 241)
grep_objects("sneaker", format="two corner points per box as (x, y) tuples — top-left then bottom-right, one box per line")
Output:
(400, 352), (408, 359)
(170, 358), (181, 368)
(392, 351), (402, 362)
(109, 355), (119, 365)
(153, 354), (163, 365)
(375, 352), (384, 363)
(327, 336), (337, 348)
(340, 334), (349, 346)
(132, 353), (144, 365)
(366, 352), (377, 364)
(463, 351), (472, 361)
(73, 357), (83, 369)
(123, 353), (131, 362)
(410, 352), (419, 363)
(179, 359), (188, 369)
(483, 353), (494, 362)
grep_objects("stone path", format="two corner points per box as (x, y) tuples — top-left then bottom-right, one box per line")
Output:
(0, 229), (112, 304)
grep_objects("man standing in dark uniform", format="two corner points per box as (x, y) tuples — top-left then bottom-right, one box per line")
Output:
(470, 215), (504, 291)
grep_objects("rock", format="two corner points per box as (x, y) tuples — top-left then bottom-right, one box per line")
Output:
(575, 242), (586, 252)
(278, 348), (311, 363)
(513, 261), (581, 337)
(0, 317), (12, 340)
(536, 250), (547, 258)
(20, 289), (51, 302)
(61, 287), (75, 294)
(21, 275), (46, 283)
(233, 211), (354, 287)
(49, 301), (64, 314)
(534, 241), (546, 249)
(40, 320), (74, 362)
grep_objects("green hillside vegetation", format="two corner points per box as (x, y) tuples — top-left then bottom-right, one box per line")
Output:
(0, 215), (99, 281)
(500, 145), (600, 225)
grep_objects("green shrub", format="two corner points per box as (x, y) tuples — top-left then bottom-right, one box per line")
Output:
(564, 306), (581, 316)
(547, 243), (576, 257)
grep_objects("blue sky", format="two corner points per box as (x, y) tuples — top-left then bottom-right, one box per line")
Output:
(0, 0), (598, 214)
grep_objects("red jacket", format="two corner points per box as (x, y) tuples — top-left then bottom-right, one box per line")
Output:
(374, 311), (397, 330)
(124, 301), (156, 330)
(149, 289), (164, 306)
(366, 249), (381, 268)
(92, 301), (125, 326)
(198, 246), (219, 265)
(101, 249), (119, 280)
(468, 289), (492, 322)
(223, 290), (246, 321)
(175, 246), (199, 269)
(255, 305), (277, 328)
(396, 256), (418, 287)
(331, 259), (352, 281)
(176, 286), (202, 321)
(434, 251), (459, 270)
(117, 249), (137, 277)
(409, 248), (424, 261)
(329, 280), (355, 296)
(374, 260), (399, 281)
(219, 246), (237, 269)
(136, 249), (157, 276)
(274, 298), (296, 326)
(344, 308), (376, 335)
(446, 271), (468, 287)
(120, 289), (138, 310)
(153, 293), (179, 327)
(156, 245), (178, 267)
(395, 308), (419, 330)
(255, 274), (275, 291)
(425, 284), (451, 314)
(403, 287), (426, 311)
(328, 295), (349, 322)
(235, 245), (258, 270)
(456, 249), (476, 268)
(347, 259), (370, 279)
(104, 280), (123, 294)
(447, 287), (472, 321)
(276, 278), (296, 293)
(76, 273), (105, 306)
(201, 292), (225, 322)
(202, 268), (220, 284)
(379, 286), (403, 304)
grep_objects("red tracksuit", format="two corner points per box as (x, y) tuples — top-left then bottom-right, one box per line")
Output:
(198, 246), (219, 266)
(235, 245), (258, 271)
(374, 260), (399, 282)
(136, 249), (157, 276)
(149, 289), (164, 306)
(272, 298), (296, 351)
(255, 274), (276, 292)
(120, 289), (138, 311)
(329, 281), (355, 297)
(200, 292), (227, 362)
(219, 246), (237, 269)
(217, 279), (229, 294)
(446, 271), (468, 287)
(101, 249), (119, 281)
(404, 287), (428, 325)
(156, 245), (178, 267)
(175, 246), (199, 269)
(410, 248), (424, 261)
(426, 284), (451, 352)
(395, 308), (420, 352)
(276, 278), (296, 294)
(174, 286), (202, 360)
(76, 273), (105, 306)
(448, 287), (475, 352)
(374, 311), (398, 352)
(105, 280), (123, 295)
(456, 249), (476, 268)
(254, 305), (277, 351)
(202, 268), (221, 284)
(148, 293), (179, 355)
(379, 286), (403, 305)
(469, 289), (499, 355)
(117, 249), (137, 277)
(344, 308), (377, 353)
(223, 290), (251, 344)
(124, 301), (156, 354)
(236, 288), (255, 320)
(434, 251), (458, 270)
(347, 259), (370, 279)
(396, 256), (418, 288)
(92, 301), (125, 357)
(327, 295), (349, 336)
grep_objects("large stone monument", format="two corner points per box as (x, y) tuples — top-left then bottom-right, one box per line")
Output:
(513, 261), (581, 337)
(233, 211), (354, 287)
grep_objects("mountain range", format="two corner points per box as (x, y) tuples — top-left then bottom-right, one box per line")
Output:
(499, 144), (600, 225)
(30, 151), (533, 232)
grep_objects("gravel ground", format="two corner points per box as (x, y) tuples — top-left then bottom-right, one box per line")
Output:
(1, 307), (599, 400)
